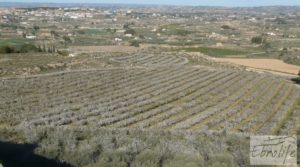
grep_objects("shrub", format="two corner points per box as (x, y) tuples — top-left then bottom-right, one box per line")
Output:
(124, 29), (136, 35)
(63, 36), (72, 43)
(262, 42), (271, 49)
(20, 43), (40, 53)
(251, 36), (263, 44)
(132, 149), (162, 167)
(77, 30), (85, 34)
(63, 143), (102, 167)
(295, 71), (300, 83)
(221, 25), (231, 29)
(33, 25), (40, 31)
(0, 43), (40, 53)
(130, 41), (140, 47)
(282, 54), (300, 65)
(207, 153), (234, 167)
(163, 154), (205, 167)
(0, 45), (16, 53)
(95, 151), (131, 167)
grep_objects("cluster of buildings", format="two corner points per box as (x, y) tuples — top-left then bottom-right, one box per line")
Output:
(0, 6), (300, 48)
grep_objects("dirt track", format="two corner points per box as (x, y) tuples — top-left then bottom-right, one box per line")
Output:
(214, 58), (300, 75)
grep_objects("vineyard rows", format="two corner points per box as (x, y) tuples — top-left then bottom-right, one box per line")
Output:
(1, 63), (299, 135)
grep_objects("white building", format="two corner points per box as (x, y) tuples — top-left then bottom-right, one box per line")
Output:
(26, 35), (36, 39)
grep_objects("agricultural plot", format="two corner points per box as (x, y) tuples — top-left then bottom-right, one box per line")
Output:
(1, 55), (299, 135)
(110, 54), (189, 66)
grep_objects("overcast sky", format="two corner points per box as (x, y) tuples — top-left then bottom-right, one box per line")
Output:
(1, 0), (300, 7)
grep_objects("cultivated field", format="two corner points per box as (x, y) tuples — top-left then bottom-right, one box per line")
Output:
(110, 54), (189, 66)
(215, 58), (300, 75)
(70, 45), (141, 53)
(2, 4), (300, 167)
(1, 54), (299, 136)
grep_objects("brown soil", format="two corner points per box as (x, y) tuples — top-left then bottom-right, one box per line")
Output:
(214, 58), (300, 75)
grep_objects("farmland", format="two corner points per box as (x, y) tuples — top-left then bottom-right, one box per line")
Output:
(1, 53), (299, 166)
(215, 58), (300, 75)
(182, 47), (248, 57)
(1, 54), (299, 136)
(1, 4), (300, 167)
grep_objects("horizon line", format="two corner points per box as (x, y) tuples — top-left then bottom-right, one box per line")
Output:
(1, 1), (300, 8)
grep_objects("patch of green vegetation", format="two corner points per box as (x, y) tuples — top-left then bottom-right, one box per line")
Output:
(182, 47), (247, 57)
(0, 23), (19, 30)
(73, 37), (112, 45)
(281, 52), (300, 65)
(16, 127), (250, 167)
(130, 40), (140, 47)
(160, 24), (193, 36)
(80, 29), (111, 36)
(124, 29), (137, 35)
(0, 39), (34, 48)
(294, 70), (300, 84)
(251, 36), (263, 44)
(0, 39), (40, 54)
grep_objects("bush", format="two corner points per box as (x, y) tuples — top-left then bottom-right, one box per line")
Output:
(282, 54), (300, 65)
(251, 36), (263, 44)
(132, 149), (162, 167)
(20, 44), (40, 53)
(163, 154), (205, 167)
(130, 41), (140, 47)
(221, 25), (231, 29)
(63, 143), (102, 167)
(77, 30), (85, 34)
(124, 29), (136, 35)
(262, 42), (271, 49)
(0, 45), (16, 53)
(63, 36), (72, 43)
(0, 43), (40, 54)
(207, 153), (234, 167)
(95, 151), (131, 167)
(33, 25), (40, 31)
(298, 70), (300, 81)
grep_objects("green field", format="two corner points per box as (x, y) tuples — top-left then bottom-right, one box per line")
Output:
(78, 28), (112, 36)
(0, 39), (40, 54)
(182, 47), (248, 57)
(0, 39), (34, 49)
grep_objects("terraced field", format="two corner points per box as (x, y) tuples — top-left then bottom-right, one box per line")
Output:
(1, 54), (299, 135)
(110, 54), (189, 66)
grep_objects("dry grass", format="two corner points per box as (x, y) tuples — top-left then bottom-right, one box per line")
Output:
(214, 58), (300, 75)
